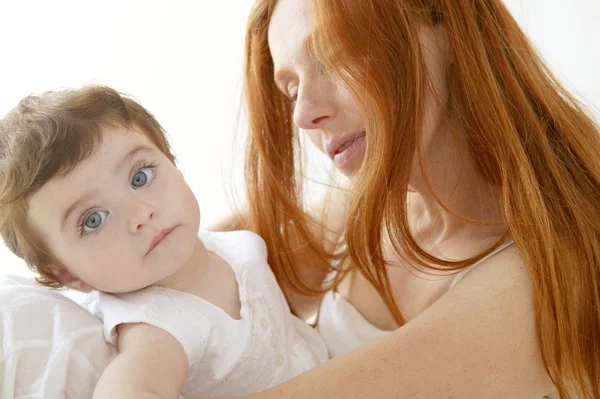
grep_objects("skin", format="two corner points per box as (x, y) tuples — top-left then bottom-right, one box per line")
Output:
(268, 0), (506, 327)
(27, 126), (203, 294)
(203, 0), (560, 397)
(28, 126), (241, 399)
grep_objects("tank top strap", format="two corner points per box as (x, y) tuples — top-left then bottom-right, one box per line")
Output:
(449, 240), (515, 289)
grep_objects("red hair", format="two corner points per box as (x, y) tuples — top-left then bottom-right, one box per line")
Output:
(244, 1), (600, 397)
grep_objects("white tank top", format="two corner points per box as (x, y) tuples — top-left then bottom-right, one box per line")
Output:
(317, 240), (515, 358)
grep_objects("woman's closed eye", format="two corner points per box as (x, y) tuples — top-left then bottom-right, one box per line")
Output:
(287, 86), (298, 105)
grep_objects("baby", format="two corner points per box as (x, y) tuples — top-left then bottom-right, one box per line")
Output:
(0, 86), (327, 398)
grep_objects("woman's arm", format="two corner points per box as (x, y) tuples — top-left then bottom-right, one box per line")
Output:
(194, 246), (557, 399)
(93, 322), (188, 399)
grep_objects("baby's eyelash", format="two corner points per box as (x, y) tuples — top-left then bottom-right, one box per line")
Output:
(131, 160), (158, 176)
(76, 210), (99, 237)
(76, 214), (85, 236)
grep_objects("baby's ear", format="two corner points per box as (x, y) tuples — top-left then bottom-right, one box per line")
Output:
(43, 265), (93, 293)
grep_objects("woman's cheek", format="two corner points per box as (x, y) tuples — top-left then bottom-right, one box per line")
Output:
(305, 131), (324, 153)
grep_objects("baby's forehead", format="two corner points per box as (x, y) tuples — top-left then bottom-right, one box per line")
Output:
(62, 128), (154, 178)
(26, 156), (101, 220)
(27, 128), (156, 216)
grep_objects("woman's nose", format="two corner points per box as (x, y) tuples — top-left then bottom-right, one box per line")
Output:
(292, 79), (337, 130)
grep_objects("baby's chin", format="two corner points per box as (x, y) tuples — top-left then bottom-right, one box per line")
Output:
(94, 278), (156, 294)
(91, 266), (180, 294)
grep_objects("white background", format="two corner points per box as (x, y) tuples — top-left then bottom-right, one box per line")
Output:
(0, 0), (598, 277)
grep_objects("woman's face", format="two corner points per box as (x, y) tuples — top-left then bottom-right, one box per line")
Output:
(268, 0), (452, 181)
(268, 0), (367, 177)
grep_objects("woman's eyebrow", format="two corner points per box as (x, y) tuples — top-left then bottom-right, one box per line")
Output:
(273, 35), (313, 91)
(273, 69), (293, 92)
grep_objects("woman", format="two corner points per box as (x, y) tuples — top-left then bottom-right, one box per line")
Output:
(209, 0), (600, 397)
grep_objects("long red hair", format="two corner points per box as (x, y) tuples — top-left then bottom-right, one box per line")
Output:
(244, 1), (600, 397)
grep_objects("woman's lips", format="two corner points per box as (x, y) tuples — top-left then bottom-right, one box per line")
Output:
(326, 131), (366, 158)
(329, 132), (366, 170)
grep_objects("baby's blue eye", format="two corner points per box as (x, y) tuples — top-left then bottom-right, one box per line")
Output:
(82, 210), (108, 233)
(132, 168), (154, 189)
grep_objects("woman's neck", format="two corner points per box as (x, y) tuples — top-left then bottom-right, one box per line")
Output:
(408, 114), (506, 247)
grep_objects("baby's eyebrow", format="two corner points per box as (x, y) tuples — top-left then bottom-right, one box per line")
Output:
(112, 145), (153, 176)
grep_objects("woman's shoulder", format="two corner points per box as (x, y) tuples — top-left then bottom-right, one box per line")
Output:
(449, 240), (519, 289)
(448, 241), (524, 289)
(394, 243), (556, 396)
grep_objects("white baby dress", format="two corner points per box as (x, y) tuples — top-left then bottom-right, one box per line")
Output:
(65, 230), (327, 398)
